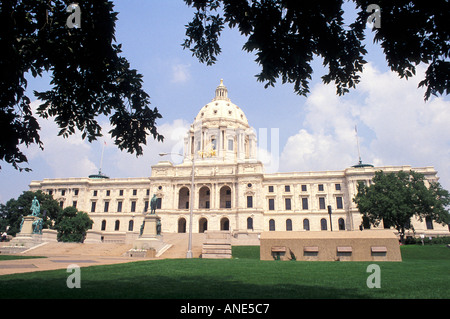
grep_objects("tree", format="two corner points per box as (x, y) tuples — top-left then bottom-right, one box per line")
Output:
(0, 0), (163, 172)
(0, 190), (61, 235)
(54, 206), (93, 242)
(353, 170), (450, 243)
(183, 0), (449, 100)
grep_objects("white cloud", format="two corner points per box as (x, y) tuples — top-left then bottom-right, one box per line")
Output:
(279, 63), (450, 190)
(24, 100), (190, 179)
(171, 63), (191, 83)
(25, 100), (97, 177)
(108, 118), (190, 177)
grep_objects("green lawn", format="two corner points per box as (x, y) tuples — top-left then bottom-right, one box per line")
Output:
(0, 255), (46, 261)
(0, 245), (449, 299)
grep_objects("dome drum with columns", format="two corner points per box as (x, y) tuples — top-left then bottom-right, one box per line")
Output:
(184, 79), (257, 163)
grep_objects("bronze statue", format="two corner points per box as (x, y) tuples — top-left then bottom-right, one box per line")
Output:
(150, 194), (158, 214)
(30, 196), (40, 217)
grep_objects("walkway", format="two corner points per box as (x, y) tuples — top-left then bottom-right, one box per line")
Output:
(0, 233), (206, 276)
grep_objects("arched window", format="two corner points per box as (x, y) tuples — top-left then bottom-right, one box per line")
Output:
(220, 217), (230, 231)
(178, 187), (190, 209)
(338, 218), (345, 230)
(101, 220), (106, 231)
(115, 220), (120, 231)
(303, 219), (310, 231)
(320, 218), (327, 231)
(178, 218), (186, 233)
(269, 219), (275, 231)
(199, 218), (208, 233)
(286, 219), (292, 231)
(247, 217), (253, 230)
(220, 186), (232, 208)
(128, 220), (134, 231)
(199, 186), (211, 209)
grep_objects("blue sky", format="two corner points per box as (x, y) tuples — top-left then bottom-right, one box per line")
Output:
(1, 1), (449, 203)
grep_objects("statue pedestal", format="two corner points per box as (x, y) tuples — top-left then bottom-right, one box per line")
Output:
(133, 214), (168, 254)
(140, 214), (160, 238)
(18, 216), (38, 237)
(5, 216), (43, 253)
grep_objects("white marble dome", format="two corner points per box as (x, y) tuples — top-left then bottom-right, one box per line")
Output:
(194, 79), (249, 129)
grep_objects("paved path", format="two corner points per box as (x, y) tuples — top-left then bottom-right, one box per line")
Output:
(0, 242), (154, 276)
(0, 233), (206, 276)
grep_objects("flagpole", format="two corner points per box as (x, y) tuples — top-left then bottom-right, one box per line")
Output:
(99, 141), (106, 174)
(355, 125), (362, 165)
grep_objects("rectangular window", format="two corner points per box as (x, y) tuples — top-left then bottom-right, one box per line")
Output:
(144, 201), (149, 212)
(301, 185), (307, 192)
(59, 201), (64, 208)
(146, 189), (150, 196)
(302, 197), (309, 210)
(318, 184), (324, 192)
(119, 189), (124, 196)
(117, 201), (122, 213)
(72, 201), (77, 208)
(104, 201), (109, 213)
(74, 189), (79, 196)
(93, 190), (97, 196)
(61, 189), (66, 196)
(285, 198), (291, 210)
(285, 185), (290, 192)
(336, 197), (343, 209)
(131, 201), (136, 212)
(205, 200), (210, 209)
(247, 196), (253, 208)
(228, 139), (233, 151)
(225, 201), (231, 208)
(268, 198), (275, 210)
(268, 186), (274, 192)
(335, 184), (341, 191)
(106, 190), (110, 196)
(157, 198), (162, 209)
(132, 189), (137, 196)
(91, 201), (96, 213)
(319, 197), (326, 209)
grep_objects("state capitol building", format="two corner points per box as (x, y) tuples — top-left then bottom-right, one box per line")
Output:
(29, 80), (449, 242)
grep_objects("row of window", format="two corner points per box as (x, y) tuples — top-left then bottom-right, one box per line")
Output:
(85, 195), (343, 212)
(267, 183), (342, 193)
(91, 198), (162, 213)
(268, 218), (346, 231)
(265, 196), (344, 211)
(50, 188), (151, 197)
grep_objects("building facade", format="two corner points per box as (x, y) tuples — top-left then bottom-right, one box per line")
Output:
(29, 81), (449, 241)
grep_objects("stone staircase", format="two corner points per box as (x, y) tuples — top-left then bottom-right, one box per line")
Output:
(201, 231), (232, 259)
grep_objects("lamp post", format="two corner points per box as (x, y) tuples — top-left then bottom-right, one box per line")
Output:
(159, 152), (195, 258)
(327, 205), (333, 231)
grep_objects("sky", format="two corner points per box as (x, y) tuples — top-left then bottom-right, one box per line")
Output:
(1, 1), (449, 204)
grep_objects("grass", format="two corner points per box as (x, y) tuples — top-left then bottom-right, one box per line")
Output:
(0, 245), (448, 299)
(0, 255), (46, 261)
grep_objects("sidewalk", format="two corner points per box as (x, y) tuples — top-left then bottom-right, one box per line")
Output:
(0, 233), (206, 276)
(0, 242), (153, 276)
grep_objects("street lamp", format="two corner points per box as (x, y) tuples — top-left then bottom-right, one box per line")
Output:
(327, 205), (333, 231)
(159, 152), (195, 258)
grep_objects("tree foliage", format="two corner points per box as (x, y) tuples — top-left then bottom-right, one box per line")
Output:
(183, 0), (449, 100)
(353, 170), (450, 242)
(0, 190), (61, 235)
(0, 0), (163, 172)
(54, 206), (93, 242)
